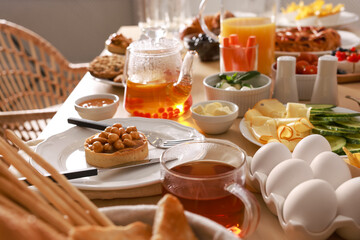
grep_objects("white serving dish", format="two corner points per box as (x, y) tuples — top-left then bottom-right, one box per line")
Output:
(100, 205), (239, 240)
(271, 63), (316, 101)
(247, 135), (360, 240)
(203, 72), (271, 117)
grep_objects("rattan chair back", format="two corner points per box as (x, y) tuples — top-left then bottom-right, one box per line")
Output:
(0, 20), (88, 141)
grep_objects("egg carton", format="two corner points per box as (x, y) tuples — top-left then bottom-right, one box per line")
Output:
(247, 134), (360, 240)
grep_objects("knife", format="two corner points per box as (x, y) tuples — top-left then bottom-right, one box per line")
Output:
(68, 117), (109, 130)
(20, 157), (176, 185)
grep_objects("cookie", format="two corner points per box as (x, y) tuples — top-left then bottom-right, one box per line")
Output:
(88, 55), (125, 80)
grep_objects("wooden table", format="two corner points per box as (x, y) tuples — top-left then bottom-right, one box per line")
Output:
(38, 26), (360, 240)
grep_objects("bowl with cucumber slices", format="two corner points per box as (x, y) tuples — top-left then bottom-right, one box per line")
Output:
(203, 71), (271, 117)
(309, 104), (360, 155)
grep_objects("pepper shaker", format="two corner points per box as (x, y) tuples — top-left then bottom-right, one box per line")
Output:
(311, 55), (338, 105)
(274, 56), (298, 103)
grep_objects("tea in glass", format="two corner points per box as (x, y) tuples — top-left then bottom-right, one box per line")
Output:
(160, 139), (260, 238)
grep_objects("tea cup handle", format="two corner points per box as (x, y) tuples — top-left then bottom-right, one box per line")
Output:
(226, 183), (260, 238)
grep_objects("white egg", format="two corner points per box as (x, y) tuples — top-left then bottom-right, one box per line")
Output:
(336, 177), (360, 224)
(251, 142), (292, 176)
(283, 179), (337, 233)
(292, 134), (331, 164)
(266, 158), (313, 198)
(310, 151), (351, 189)
(335, 178), (360, 240)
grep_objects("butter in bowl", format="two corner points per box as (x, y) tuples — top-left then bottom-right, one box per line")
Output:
(190, 100), (238, 135)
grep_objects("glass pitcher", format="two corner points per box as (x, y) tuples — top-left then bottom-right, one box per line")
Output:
(123, 36), (196, 119)
(199, 0), (277, 76)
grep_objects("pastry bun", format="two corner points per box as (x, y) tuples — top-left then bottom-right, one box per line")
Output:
(105, 33), (132, 55)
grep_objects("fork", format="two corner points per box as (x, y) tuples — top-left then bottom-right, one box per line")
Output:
(146, 133), (194, 149)
(346, 95), (360, 107)
(68, 117), (194, 148)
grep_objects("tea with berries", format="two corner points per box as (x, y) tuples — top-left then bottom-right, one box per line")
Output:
(124, 72), (192, 119)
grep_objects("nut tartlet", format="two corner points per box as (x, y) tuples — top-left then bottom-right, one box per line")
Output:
(84, 123), (148, 168)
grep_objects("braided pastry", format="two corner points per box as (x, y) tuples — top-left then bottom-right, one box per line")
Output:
(276, 27), (341, 52)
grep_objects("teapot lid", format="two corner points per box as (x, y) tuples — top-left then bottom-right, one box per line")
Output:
(128, 28), (182, 56)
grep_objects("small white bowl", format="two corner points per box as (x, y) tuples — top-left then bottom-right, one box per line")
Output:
(271, 63), (316, 101)
(74, 93), (119, 121)
(190, 100), (238, 135)
(203, 72), (271, 117)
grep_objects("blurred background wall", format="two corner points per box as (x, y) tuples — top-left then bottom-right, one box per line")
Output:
(0, 0), (358, 63)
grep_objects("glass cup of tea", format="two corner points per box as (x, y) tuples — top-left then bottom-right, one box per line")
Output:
(199, 0), (277, 76)
(160, 139), (260, 238)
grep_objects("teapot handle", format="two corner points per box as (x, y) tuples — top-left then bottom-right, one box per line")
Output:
(225, 183), (260, 238)
(122, 48), (130, 88)
(199, 0), (219, 42)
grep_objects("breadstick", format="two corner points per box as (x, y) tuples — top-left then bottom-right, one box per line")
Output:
(0, 160), (74, 233)
(0, 160), (48, 206)
(0, 137), (90, 226)
(5, 130), (113, 226)
(0, 176), (72, 234)
(0, 193), (29, 216)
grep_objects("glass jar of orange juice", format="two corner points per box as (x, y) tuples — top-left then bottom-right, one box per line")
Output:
(199, 0), (277, 76)
(123, 36), (196, 119)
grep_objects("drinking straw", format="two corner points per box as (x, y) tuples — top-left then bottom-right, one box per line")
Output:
(221, 37), (233, 71)
(246, 36), (257, 71)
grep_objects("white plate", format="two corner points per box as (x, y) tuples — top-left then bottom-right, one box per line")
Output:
(240, 107), (359, 148)
(275, 30), (360, 57)
(34, 117), (204, 190)
(277, 11), (359, 28)
(91, 76), (124, 87)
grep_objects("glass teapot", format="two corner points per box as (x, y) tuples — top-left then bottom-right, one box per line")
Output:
(123, 34), (196, 119)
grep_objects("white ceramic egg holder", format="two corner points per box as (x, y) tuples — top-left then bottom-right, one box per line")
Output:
(247, 134), (360, 240)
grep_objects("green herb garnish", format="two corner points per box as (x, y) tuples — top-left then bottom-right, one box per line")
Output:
(216, 71), (260, 90)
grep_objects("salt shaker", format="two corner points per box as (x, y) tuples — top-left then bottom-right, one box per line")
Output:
(274, 56), (298, 103)
(311, 55), (338, 105)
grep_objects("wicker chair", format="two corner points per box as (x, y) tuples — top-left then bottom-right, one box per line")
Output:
(0, 20), (88, 141)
